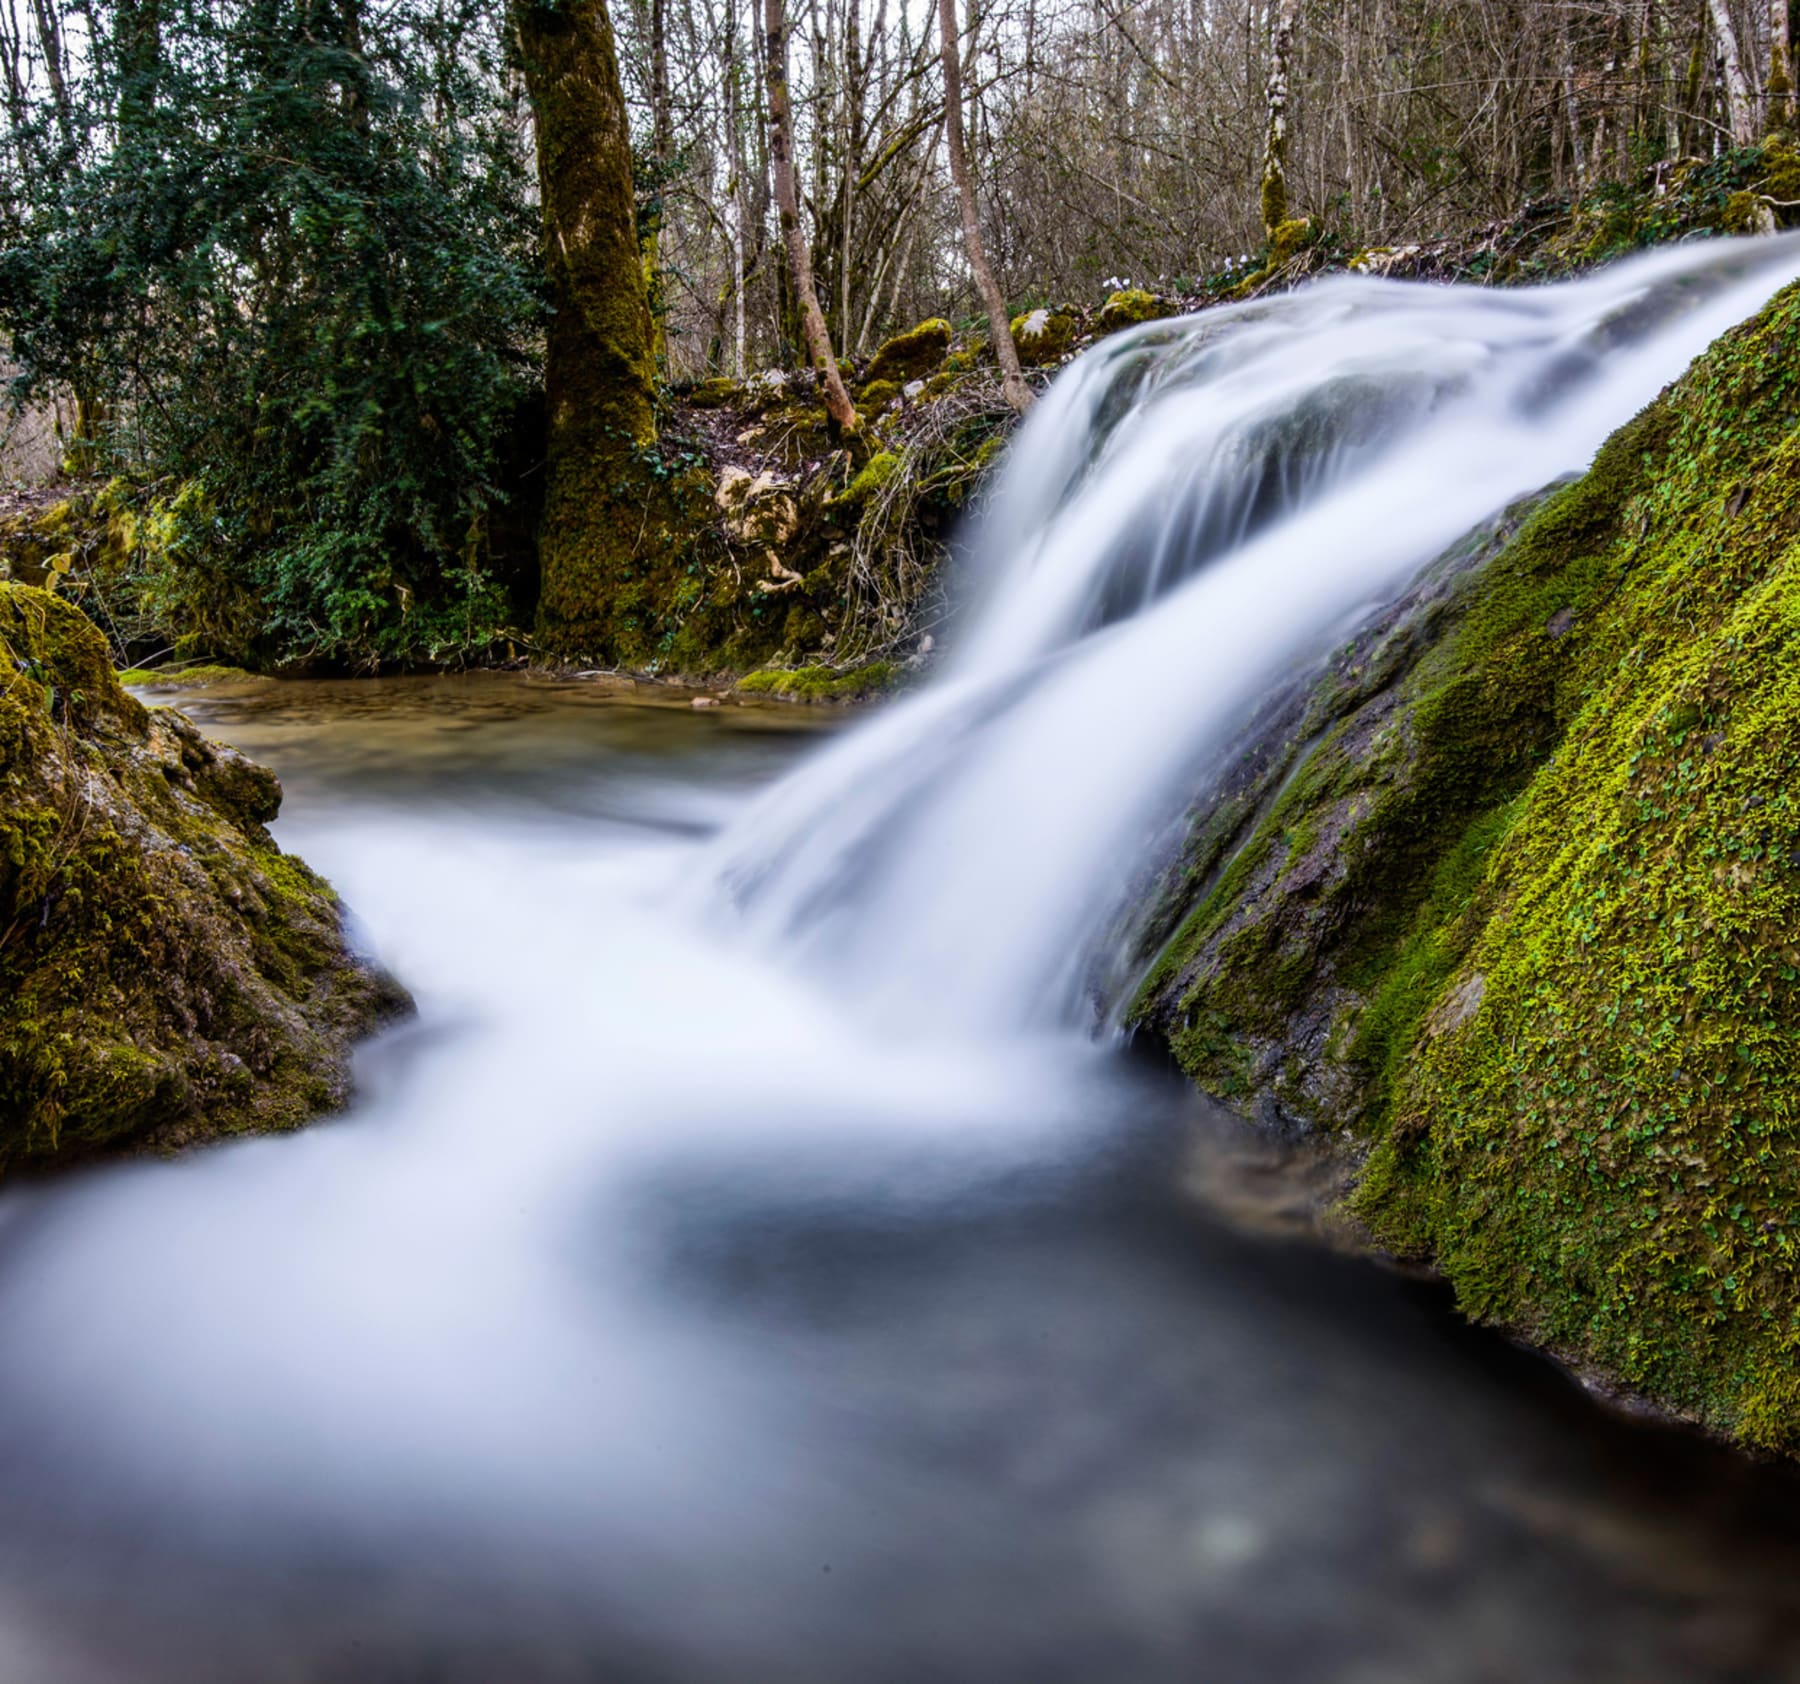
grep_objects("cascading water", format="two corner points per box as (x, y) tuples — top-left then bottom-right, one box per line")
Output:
(2, 240), (1800, 1683)
(705, 235), (1800, 1031)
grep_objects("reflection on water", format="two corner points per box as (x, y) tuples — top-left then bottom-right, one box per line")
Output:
(0, 676), (1797, 1684)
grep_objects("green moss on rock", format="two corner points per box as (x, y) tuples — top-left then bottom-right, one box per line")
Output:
(735, 660), (897, 702)
(1010, 308), (1077, 367)
(1097, 289), (1175, 334)
(0, 584), (407, 1171)
(1133, 278), (1800, 1452)
(865, 319), (953, 386)
(118, 663), (259, 689)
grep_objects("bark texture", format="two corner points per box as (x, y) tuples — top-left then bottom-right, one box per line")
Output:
(1706, 0), (1758, 145)
(937, 0), (1031, 413)
(1259, 0), (1301, 238)
(762, 0), (858, 435)
(514, 0), (661, 655)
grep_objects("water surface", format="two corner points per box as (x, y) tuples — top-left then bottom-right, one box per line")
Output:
(0, 675), (1798, 1684)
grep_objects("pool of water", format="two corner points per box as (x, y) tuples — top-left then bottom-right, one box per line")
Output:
(0, 674), (1796, 1684)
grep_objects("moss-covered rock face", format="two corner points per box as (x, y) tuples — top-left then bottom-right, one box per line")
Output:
(864, 318), (952, 386)
(0, 584), (408, 1171)
(1133, 280), (1800, 1451)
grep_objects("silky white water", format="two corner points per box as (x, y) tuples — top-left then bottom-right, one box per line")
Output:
(2, 243), (1800, 1683)
(706, 236), (1800, 1028)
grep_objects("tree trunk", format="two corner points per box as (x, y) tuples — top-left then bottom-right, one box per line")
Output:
(1773, 0), (1794, 128)
(513, 0), (661, 655)
(762, 0), (857, 435)
(1707, 0), (1758, 143)
(1259, 0), (1301, 240)
(1558, 6), (1588, 188)
(937, 0), (1030, 412)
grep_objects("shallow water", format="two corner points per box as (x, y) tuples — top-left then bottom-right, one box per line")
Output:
(2, 675), (1800, 1684)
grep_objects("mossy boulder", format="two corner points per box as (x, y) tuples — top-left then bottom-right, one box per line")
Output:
(683, 377), (743, 410)
(858, 378), (902, 415)
(0, 584), (407, 1170)
(1010, 307), (1077, 367)
(1098, 289), (1176, 334)
(865, 318), (952, 386)
(1134, 278), (1800, 1453)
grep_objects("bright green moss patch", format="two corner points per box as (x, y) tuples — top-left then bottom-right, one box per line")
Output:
(118, 663), (259, 688)
(1097, 289), (1174, 334)
(736, 660), (897, 701)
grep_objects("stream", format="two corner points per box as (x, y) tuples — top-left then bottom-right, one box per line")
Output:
(9, 241), (1800, 1680)
(0, 674), (1794, 1682)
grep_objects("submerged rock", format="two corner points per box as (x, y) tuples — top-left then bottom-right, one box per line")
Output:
(0, 584), (408, 1170)
(1133, 279), (1800, 1455)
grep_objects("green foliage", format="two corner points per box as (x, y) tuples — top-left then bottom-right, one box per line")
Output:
(0, 0), (542, 668)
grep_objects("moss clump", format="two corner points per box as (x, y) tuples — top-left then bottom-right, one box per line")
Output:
(864, 318), (952, 386)
(1010, 308), (1076, 367)
(858, 379), (902, 414)
(118, 663), (258, 688)
(0, 583), (407, 1171)
(1268, 217), (1314, 267)
(831, 451), (901, 510)
(684, 377), (743, 410)
(1097, 289), (1174, 334)
(1136, 279), (1800, 1452)
(735, 660), (896, 701)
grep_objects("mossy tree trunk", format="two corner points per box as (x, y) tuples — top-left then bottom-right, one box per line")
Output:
(513, 0), (660, 657)
(761, 0), (857, 437)
(937, 0), (1031, 413)
(1259, 0), (1301, 244)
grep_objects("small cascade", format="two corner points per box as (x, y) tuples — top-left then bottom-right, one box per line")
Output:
(704, 236), (1800, 1032)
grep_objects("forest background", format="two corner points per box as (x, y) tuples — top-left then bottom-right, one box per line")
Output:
(1, 0), (1795, 669)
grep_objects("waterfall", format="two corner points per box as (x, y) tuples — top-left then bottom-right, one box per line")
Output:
(704, 236), (1800, 1033)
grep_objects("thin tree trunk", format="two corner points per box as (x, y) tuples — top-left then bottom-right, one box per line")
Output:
(1259, 0), (1300, 239)
(937, 0), (1030, 411)
(1772, 0), (1793, 126)
(762, 0), (857, 434)
(1707, 0), (1758, 141)
(1559, 6), (1588, 187)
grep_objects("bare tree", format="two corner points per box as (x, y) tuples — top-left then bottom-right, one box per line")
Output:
(762, 0), (857, 432)
(938, 0), (1030, 410)
(1260, 0), (1301, 239)
(1707, 0), (1759, 142)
